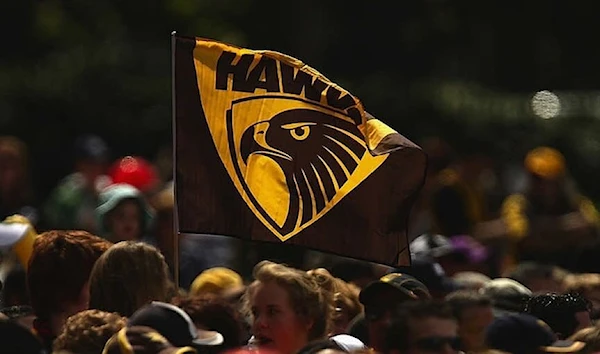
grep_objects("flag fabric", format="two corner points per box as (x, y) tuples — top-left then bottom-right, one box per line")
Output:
(172, 33), (426, 266)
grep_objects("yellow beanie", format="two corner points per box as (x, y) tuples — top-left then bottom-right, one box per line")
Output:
(524, 146), (566, 180)
(190, 267), (243, 296)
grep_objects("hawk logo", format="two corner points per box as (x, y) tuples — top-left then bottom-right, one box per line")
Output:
(191, 46), (391, 242)
(225, 96), (385, 241)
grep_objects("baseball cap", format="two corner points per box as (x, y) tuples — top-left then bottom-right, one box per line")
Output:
(359, 272), (431, 305)
(128, 302), (223, 350)
(480, 278), (532, 316)
(102, 326), (197, 354)
(330, 334), (367, 352)
(486, 313), (585, 354)
(109, 156), (159, 193)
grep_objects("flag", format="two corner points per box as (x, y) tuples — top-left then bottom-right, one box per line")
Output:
(172, 33), (426, 266)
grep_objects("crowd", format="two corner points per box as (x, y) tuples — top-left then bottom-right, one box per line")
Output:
(1, 133), (600, 354)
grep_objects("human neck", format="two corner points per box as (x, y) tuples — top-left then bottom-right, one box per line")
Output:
(49, 312), (69, 336)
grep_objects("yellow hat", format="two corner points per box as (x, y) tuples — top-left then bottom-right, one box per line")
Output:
(190, 267), (243, 296)
(524, 147), (566, 179)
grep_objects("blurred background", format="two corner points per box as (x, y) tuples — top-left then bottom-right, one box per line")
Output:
(3, 0), (600, 283)
(2, 0), (600, 204)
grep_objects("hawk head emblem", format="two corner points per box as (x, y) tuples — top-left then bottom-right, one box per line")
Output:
(227, 97), (369, 240)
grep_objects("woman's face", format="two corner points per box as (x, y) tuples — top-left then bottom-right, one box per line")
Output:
(250, 280), (311, 354)
(108, 199), (142, 242)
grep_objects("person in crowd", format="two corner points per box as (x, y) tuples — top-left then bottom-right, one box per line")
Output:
(383, 300), (460, 354)
(0, 136), (38, 226)
(52, 309), (126, 354)
(96, 183), (154, 243)
(398, 257), (460, 300)
(354, 272), (431, 352)
(0, 316), (46, 354)
(103, 325), (197, 354)
(569, 326), (600, 354)
(485, 313), (585, 354)
(128, 301), (224, 352)
(479, 278), (532, 317)
(27, 230), (112, 351)
(172, 294), (247, 350)
(1, 265), (29, 307)
(89, 241), (172, 317)
(564, 273), (600, 319)
(307, 268), (363, 336)
(242, 260), (333, 354)
(506, 262), (567, 294)
(501, 146), (599, 271)
(525, 293), (592, 339)
(0, 265), (35, 329)
(190, 267), (245, 298)
(44, 134), (111, 232)
(451, 271), (491, 290)
(446, 290), (495, 352)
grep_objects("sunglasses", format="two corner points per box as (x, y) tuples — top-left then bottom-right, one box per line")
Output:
(413, 336), (461, 352)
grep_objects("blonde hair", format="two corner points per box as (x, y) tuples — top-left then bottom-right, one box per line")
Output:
(244, 261), (333, 341)
(307, 268), (362, 332)
(569, 326), (600, 354)
(89, 241), (171, 317)
(53, 309), (126, 353)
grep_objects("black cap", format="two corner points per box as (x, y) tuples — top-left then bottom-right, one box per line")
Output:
(128, 302), (223, 350)
(486, 313), (585, 354)
(359, 273), (431, 306)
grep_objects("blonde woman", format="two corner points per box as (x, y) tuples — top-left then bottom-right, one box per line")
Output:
(89, 241), (172, 317)
(244, 261), (333, 354)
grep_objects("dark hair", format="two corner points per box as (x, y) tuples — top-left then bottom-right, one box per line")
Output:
(297, 338), (344, 354)
(507, 262), (555, 286)
(445, 290), (491, 320)
(525, 293), (590, 339)
(384, 301), (455, 352)
(27, 230), (112, 320)
(2, 266), (29, 307)
(171, 294), (245, 349)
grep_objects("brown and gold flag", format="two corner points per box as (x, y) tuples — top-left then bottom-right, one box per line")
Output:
(173, 34), (426, 266)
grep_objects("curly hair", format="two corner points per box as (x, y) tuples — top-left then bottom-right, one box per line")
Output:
(306, 268), (362, 334)
(244, 261), (333, 341)
(53, 309), (126, 354)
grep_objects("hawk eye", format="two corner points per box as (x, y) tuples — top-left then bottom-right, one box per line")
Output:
(281, 122), (316, 141)
(291, 126), (310, 141)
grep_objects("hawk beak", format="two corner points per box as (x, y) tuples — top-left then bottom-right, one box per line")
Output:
(241, 121), (292, 163)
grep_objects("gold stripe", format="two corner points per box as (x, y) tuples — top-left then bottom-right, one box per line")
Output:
(317, 155), (339, 191)
(324, 134), (362, 164)
(292, 174), (303, 229)
(301, 168), (317, 218)
(323, 146), (350, 180)
(311, 162), (329, 203)
(324, 124), (365, 146)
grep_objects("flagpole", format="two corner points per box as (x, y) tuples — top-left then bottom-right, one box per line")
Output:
(171, 31), (180, 289)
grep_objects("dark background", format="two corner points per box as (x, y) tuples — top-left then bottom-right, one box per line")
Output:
(2, 0), (600, 205)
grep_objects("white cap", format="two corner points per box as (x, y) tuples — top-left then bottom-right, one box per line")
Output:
(0, 223), (29, 248)
(330, 334), (366, 352)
